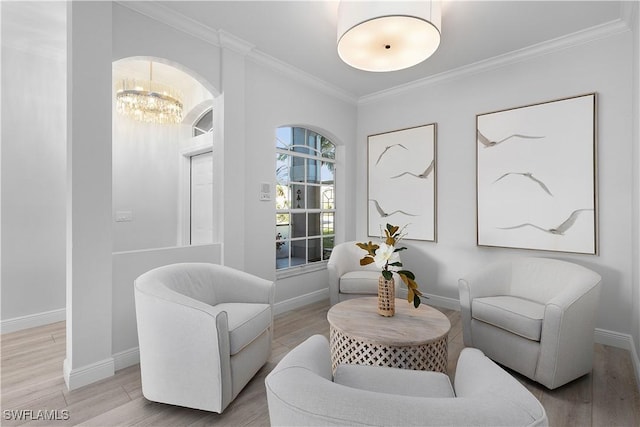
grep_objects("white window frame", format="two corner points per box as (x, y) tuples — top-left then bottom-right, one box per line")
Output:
(276, 127), (336, 275)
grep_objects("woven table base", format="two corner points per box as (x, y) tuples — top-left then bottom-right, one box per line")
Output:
(329, 327), (448, 374)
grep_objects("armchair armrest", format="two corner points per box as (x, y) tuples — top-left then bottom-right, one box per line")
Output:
(214, 266), (275, 305)
(537, 278), (601, 388)
(134, 283), (233, 412)
(458, 261), (512, 346)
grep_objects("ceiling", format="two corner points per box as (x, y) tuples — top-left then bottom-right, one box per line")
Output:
(2, 1), (627, 100)
(155, 0), (626, 98)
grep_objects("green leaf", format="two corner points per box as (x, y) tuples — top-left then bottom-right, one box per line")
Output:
(382, 270), (393, 280)
(397, 270), (415, 280)
(388, 262), (403, 267)
(413, 294), (421, 308)
(394, 247), (408, 252)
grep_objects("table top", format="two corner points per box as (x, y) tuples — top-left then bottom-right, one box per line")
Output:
(327, 297), (451, 347)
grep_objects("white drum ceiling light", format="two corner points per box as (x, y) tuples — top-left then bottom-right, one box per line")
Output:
(337, 1), (442, 72)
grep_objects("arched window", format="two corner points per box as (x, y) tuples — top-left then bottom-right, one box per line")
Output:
(193, 108), (213, 136)
(276, 127), (335, 270)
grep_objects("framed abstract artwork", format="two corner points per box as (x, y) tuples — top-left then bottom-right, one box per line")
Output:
(476, 93), (598, 254)
(367, 124), (437, 241)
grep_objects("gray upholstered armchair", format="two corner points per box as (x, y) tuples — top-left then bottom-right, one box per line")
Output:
(265, 335), (547, 426)
(328, 241), (406, 305)
(134, 263), (274, 413)
(458, 257), (601, 389)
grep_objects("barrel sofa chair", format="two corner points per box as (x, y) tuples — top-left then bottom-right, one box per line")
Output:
(265, 335), (548, 426)
(134, 262), (275, 413)
(459, 257), (601, 389)
(328, 241), (406, 305)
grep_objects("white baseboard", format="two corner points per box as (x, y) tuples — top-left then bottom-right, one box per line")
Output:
(594, 328), (632, 350)
(1, 308), (65, 334)
(594, 328), (640, 391)
(274, 288), (329, 315)
(113, 347), (140, 371)
(63, 356), (115, 391)
(630, 337), (640, 392)
(422, 293), (460, 311)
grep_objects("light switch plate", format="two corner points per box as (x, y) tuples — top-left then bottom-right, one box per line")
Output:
(259, 182), (272, 201)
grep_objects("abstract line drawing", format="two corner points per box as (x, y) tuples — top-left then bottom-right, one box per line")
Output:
(493, 172), (553, 196)
(498, 209), (593, 235)
(368, 124), (436, 241)
(375, 143), (407, 165)
(477, 130), (544, 148)
(390, 159), (434, 180)
(476, 93), (597, 254)
(369, 199), (418, 218)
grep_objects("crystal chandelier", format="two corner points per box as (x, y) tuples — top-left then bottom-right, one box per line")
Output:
(115, 62), (183, 125)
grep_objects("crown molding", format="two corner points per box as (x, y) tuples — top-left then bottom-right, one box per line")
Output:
(115, 1), (356, 104)
(218, 30), (254, 55)
(247, 49), (358, 105)
(115, 1), (220, 46)
(359, 18), (631, 105)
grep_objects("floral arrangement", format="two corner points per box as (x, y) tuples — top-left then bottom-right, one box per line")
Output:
(356, 224), (424, 308)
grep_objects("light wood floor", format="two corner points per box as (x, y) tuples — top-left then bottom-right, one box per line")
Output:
(2, 300), (639, 426)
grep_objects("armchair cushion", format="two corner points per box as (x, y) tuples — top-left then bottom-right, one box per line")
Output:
(334, 364), (454, 398)
(472, 296), (545, 341)
(218, 303), (272, 355)
(339, 270), (380, 294)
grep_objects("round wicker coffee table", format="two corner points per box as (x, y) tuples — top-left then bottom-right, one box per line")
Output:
(327, 297), (451, 374)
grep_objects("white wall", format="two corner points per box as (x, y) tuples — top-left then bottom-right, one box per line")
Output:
(112, 118), (183, 252)
(630, 1), (640, 375)
(243, 60), (357, 300)
(357, 31), (634, 335)
(1, 3), (66, 324)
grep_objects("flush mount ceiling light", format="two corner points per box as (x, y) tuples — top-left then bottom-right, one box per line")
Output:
(337, 1), (442, 72)
(115, 61), (183, 125)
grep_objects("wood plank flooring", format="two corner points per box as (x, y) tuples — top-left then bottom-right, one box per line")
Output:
(2, 300), (639, 426)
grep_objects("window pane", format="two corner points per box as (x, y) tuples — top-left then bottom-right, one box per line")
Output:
(276, 185), (290, 210)
(292, 184), (305, 209)
(322, 212), (334, 234)
(291, 240), (307, 266)
(308, 238), (321, 263)
(276, 153), (290, 185)
(276, 127), (292, 149)
(306, 158), (320, 183)
(321, 137), (335, 159)
(276, 236), (289, 270)
(321, 161), (334, 184)
(306, 186), (320, 209)
(307, 130), (321, 153)
(290, 156), (305, 183)
(322, 186), (334, 210)
(276, 212), (289, 226)
(291, 213), (306, 238)
(308, 213), (320, 237)
(323, 236), (335, 260)
(292, 127), (309, 155)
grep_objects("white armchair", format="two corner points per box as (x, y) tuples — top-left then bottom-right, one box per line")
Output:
(134, 263), (275, 413)
(459, 257), (601, 389)
(328, 241), (406, 305)
(265, 335), (547, 426)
